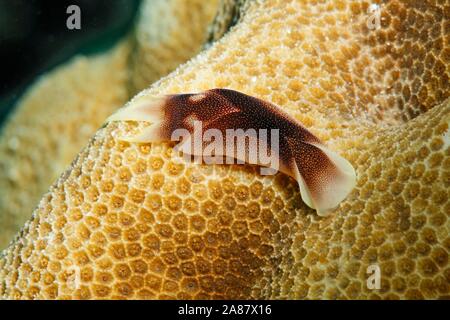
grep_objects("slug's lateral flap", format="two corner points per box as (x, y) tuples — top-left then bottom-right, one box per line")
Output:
(285, 137), (356, 216)
(311, 142), (356, 215)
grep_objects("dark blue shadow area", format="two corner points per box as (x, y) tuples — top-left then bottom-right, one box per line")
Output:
(0, 0), (141, 126)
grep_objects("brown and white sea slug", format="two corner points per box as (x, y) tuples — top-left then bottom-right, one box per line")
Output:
(108, 88), (357, 216)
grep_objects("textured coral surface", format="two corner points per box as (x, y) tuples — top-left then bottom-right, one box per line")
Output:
(0, 42), (131, 248)
(0, 0), (449, 299)
(0, 0), (219, 249)
(129, 0), (220, 94)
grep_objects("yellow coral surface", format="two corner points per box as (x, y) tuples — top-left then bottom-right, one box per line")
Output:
(0, 42), (131, 248)
(129, 0), (220, 94)
(0, 0), (449, 299)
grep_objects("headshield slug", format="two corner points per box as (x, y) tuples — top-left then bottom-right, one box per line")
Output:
(108, 88), (357, 216)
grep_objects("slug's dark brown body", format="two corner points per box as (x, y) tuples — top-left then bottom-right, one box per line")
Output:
(108, 88), (356, 215)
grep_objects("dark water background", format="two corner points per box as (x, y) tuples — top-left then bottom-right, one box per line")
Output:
(0, 0), (141, 125)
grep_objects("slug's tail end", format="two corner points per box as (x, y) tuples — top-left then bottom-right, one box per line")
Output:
(287, 139), (356, 216)
(107, 96), (166, 123)
(106, 97), (167, 142)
